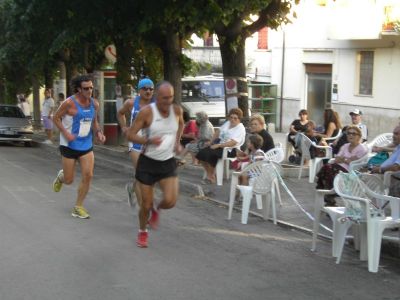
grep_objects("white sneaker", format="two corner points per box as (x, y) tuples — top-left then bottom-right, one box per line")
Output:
(42, 139), (53, 144)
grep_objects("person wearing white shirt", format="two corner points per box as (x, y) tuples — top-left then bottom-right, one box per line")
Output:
(42, 88), (55, 144)
(196, 107), (246, 184)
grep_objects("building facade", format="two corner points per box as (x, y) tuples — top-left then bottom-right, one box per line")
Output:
(184, 0), (400, 138)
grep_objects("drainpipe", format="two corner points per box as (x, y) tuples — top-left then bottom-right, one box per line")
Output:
(279, 30), (285, 132)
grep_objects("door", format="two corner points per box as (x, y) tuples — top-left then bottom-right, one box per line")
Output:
(305, 64), (332, 128)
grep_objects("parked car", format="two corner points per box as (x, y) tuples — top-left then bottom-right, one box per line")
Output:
(181, 76), (226, 125)
(0, 104), (34, 146)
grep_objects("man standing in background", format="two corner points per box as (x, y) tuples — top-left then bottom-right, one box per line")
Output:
(42, 88), (55, 144)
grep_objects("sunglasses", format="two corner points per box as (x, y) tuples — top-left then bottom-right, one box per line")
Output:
(141, 87), (154, 91)
(347, 132), (359, 136)
(82, 87), (93, 91)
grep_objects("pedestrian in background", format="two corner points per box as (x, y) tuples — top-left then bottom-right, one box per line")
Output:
(58, 92), (65, 108)
(18, 94), (31, 118)
(52, 75), (106, 219)
(42, 88), (55, 144)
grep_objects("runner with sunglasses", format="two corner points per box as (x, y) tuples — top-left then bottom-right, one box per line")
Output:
(117, 78), (155, 209)
(52, 74), (106, 219)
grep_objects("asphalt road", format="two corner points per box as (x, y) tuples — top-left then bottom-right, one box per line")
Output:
(0, 142), (399, 300)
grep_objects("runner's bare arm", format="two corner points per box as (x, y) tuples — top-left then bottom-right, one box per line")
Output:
(117, 98), (133, 134)
(127, 106), (155, 145)
(93, 99), (106, 144)
(53, 99), (75, 142)
(174, 105), (184, 146)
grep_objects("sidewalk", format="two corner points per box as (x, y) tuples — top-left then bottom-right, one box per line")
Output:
(32, 129), (400, 260)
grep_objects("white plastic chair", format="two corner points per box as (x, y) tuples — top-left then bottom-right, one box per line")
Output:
(311, 188), (348, 258)
(228, 161), (281, 224)
(366, 132), (393, 150)
(213, 147), (235, 186)
(349, 133), (393, 172)
(334, 172), (400, 273)
(264, 146), (284, 163)
(297, 133), (333, 183)
(325, 128), (342, 144)
(285, 133), (295, 161)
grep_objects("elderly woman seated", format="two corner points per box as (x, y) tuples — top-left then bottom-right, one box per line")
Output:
(315, 125), (368, 206)
(176, 111), (215, 165)
(196, 108), (246, 184)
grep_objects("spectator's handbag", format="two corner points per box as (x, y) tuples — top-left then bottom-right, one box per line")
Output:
(230, 157), (250, 171)
(389, 172), (400, 197)
(367, 151), (389, 166)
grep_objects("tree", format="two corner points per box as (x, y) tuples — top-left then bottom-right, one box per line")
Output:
(209, 0), (298, 119)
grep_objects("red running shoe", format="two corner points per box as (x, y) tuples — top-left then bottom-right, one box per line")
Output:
(148, 208), (159, 230)
(137, 231), (148, 248)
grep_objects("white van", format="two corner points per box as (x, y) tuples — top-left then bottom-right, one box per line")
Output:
(181, 76), (226, 125)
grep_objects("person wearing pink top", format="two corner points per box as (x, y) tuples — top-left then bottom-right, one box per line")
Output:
(315, 125), (368, 206)
(180, 111), (199, 147)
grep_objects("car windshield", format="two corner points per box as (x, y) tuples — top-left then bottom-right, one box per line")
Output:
(182, 81), (224, 102)
(0, 106), (25, 118)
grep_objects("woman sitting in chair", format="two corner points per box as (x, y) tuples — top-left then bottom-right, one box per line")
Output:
(315, 108), (342, 146)
(249, 114), (275, 152)
(315, 125), (368, 205)
(196, 108), (246, 184)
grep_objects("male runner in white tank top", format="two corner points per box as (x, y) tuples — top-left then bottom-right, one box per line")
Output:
(127, 81), (184, 248)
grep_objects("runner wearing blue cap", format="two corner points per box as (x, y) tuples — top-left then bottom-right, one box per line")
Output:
(117, 78), (155, 208)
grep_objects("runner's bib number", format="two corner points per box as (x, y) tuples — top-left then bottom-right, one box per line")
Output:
(78, 119), (92, 137)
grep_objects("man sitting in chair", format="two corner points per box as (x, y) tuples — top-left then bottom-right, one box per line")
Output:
(331, 108), (368, 155)
(370, 125), (400, 175)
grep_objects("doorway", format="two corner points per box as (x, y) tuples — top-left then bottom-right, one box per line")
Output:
(305, 64), (332, 128)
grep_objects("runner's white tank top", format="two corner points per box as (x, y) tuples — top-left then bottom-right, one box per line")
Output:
(143, 103), (178, 161)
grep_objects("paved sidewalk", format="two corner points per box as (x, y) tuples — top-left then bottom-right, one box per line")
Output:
(32, 129), (400, 260)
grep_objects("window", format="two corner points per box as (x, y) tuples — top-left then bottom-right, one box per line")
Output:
(257, 27), (268, 50)
(357, 51), (374, 95)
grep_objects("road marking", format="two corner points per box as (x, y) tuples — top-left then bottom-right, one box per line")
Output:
(2, 186), (55, 203)
(181, 226), (310, 243)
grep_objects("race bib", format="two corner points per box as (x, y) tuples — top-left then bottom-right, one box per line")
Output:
(78, 119), (92, 137)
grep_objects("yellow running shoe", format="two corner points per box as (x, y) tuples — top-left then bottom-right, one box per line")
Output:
(71, 206), (90, 219)
(53, 170), (64, 192)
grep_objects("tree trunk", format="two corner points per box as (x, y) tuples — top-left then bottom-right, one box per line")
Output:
(44, 65), (54, 90)
(217, 33), (249, 119)
(162, 31), (182, 104)
(32, 77), (41, 129)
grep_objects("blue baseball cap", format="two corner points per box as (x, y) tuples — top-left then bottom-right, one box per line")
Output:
(138, 78), (154, 90)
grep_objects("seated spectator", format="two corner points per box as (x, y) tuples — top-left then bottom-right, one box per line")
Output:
(234, 133), (265, 172)
(249, 114), (275, 152)
(180, 111), (198, 147)
(315, 108), (342, 141)
(331, 108), (368, 155)
(290, 120), (321, 164)
(177, 111), (214, 165)
(315, 125), (368, 205)
(287, 109), (309, 148)
(237, 134), (266, 186)
(370, 125), (400, 175)
(196, 108), (246, 184)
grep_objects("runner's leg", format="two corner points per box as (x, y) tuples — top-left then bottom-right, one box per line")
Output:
(157, 176), (179, 210)
(61, 155), (76, 185)
(75, 151), (94, 207)
(129, 151), (142, 206)
(138, 182), (154, 230)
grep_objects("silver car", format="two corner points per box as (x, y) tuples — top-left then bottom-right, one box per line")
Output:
(0, 104), (34, 146)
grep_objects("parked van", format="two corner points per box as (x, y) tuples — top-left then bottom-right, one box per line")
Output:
(181, 76), (226, 125)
